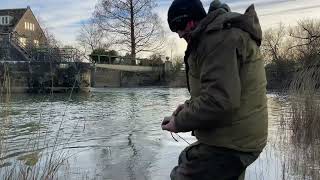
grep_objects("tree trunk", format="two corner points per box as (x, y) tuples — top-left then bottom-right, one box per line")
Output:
(130, 0), (136, 65)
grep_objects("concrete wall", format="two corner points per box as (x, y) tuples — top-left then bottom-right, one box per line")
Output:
(0, 62), (91, 93)
(92, 64), (189, 88)
(92, 67), (121, 87)
(164, 61), (173, 72)
(78, 63), (91, 92)
(92, 67), (163, 87)
(121, 71), (162, 87)
(0, 62), (29, 93)
(95, 64), (163, 72)
(167, 70), (187, 88)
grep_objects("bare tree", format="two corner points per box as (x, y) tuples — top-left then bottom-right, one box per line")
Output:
(37, 17), (61, 48)
(288, 19), (320, 63)
(167, 38), (178, 61)
(262, 23), (288, 63)
(76, 19), (110, 54)
(43, 28), (61, 48)
(94, 0), (164, 61)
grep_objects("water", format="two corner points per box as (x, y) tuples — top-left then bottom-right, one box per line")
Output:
(0, 88), (315, 179)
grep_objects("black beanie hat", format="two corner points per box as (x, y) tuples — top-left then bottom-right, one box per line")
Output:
(167, 0), (207, 32)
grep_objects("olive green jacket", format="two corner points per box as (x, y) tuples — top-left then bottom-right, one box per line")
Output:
(175, 5), (268, 152)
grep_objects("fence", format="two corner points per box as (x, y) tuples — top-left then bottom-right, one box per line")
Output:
(90, 54), (164, 67)
(0, 32), (84, 63)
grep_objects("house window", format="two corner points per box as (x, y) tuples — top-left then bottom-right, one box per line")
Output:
(19, 37), (27, 47)
(34, 40), (39, 47)
(24, 22), (35, 31)
(0, 16), (10, 25)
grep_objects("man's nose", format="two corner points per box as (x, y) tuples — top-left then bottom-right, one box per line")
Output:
(177, 31), (184, 38)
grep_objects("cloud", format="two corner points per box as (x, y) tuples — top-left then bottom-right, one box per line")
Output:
(2, 0), (98, 44)
(260, 5), (320, 17)
(157, 0), (320, 55)
(2, 0), (320, 56)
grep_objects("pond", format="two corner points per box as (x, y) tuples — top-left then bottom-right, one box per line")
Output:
(0, 88), (317, 179)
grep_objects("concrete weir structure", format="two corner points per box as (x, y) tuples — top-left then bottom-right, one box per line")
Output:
(92, 63), (165, 87)
(90, 57), (187, 88)
(0, 33), (91, 93)
(0, 61), (91, 93)
(0, 7), (91, 93)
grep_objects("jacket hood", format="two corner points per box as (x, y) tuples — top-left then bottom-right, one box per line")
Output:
(191, 4), (262, 46)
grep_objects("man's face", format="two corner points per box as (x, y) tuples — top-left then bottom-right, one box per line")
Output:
(176, 21), (196, 43)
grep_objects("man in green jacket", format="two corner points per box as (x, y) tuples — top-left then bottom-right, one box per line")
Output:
(161, 0), (268, 179)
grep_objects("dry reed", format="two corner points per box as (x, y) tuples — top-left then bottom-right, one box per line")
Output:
(0, 62), (85, 180)
(279, 57), (320, 180)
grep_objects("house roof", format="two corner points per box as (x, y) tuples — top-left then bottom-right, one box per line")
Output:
(0, 8), (28, 33)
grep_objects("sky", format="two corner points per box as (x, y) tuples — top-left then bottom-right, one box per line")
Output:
(2, 0), (320, 57)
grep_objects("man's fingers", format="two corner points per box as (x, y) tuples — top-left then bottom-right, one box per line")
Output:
(161, 116), (177, 132)
(162, 120), (169, 126)
(162, 124), (173, 131)
(161, 124), (168, 130)
(161, 117), (171, 125)
(162, 117), (171, 130)
(172, 109), (180, 116)
(172, 104), (184, 116)
(172, 111), (177, 116)
(161, 116), (178, 133)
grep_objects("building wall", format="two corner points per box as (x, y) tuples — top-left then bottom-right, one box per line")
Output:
(14, 9), (46, 46)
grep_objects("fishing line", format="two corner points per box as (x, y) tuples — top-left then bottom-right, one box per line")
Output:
(170, 132), (191, 145)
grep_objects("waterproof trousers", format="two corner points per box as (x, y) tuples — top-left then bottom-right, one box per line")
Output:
(170, 142), (260, 180)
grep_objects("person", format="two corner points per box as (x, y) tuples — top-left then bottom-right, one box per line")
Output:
(161, 0), (268, 179)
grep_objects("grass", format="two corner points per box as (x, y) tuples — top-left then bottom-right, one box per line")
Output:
(0, 62), (85, 180)
(0, 63), (11, 171)
(279, 57), (320, 180)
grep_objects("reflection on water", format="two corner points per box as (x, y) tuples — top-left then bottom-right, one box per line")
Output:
(0, 88), (319, 179)
(279, 95), (320, 180)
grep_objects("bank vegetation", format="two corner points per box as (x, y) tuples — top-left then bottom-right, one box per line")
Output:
(267, 19), (320, 179)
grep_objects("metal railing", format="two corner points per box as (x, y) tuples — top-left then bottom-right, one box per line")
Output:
(0, 32), (84, 63)
(10, 32), (34, 61)
(90, 54), (164, 67)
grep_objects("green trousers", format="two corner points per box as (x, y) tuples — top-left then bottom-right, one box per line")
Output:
(170, 142), (259, 180)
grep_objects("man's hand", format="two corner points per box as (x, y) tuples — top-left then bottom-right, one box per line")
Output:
(161, 116), (178, 133)
(172, 104), (185, 116)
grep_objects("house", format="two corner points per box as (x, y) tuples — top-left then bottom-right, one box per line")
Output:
(0, 7), (91, 93)
(0, 6), (47, 49)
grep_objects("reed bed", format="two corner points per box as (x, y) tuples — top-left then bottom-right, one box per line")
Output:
(0, 63), (84, 180)
(279, 57), (320, 180)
